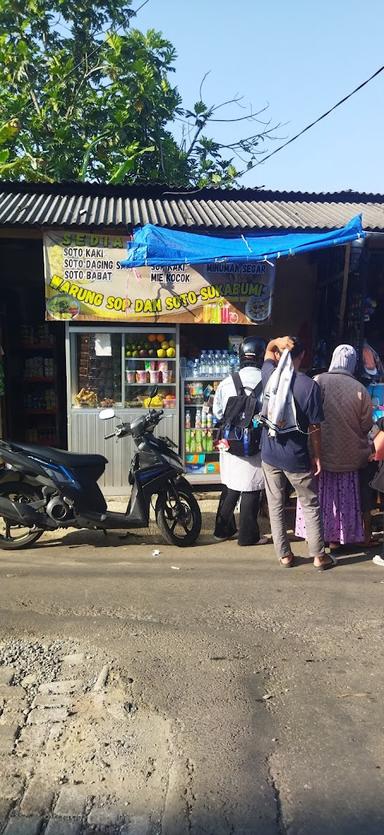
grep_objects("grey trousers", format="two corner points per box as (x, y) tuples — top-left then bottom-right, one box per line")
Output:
(262, 462), (325, 559)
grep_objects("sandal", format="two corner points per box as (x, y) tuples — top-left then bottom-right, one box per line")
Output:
(314, 554), (337, 572)
(329, 543), (344, 555)
(279, 555), (295, 568)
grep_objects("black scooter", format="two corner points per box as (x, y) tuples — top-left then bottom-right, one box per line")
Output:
(0, 397), (201, 550)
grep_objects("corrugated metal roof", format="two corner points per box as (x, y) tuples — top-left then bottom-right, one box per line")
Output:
(0, 182), (384, 231)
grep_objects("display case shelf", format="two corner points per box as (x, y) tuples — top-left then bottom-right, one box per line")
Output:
(66, 326), (180, 494)
(25, 409), (56, 416)
(125, 357), (176, 362)
(24, 377), (54, 384)
(21, 344), (54, 351)
(183, 375), (225, 381)
(181, 375), (222, 484)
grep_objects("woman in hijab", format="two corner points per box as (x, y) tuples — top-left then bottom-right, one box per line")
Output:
(295, 345), (374, 553)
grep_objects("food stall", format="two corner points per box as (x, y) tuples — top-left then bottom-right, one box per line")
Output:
(44, 218), (364, 493)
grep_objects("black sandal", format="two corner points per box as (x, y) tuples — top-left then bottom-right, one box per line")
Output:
(315, 554), (337, 571)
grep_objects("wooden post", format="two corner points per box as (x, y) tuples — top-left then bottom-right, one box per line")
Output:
(338, 243), (351, 342)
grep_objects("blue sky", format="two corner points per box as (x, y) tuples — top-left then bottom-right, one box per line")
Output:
(135, 0), (384, 193)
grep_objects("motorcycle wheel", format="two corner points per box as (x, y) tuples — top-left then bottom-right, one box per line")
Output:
(156, 487), (202, 547)
(0, 482), (44, 550)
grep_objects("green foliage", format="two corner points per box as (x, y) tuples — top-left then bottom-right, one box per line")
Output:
(0, 0), (275, 186)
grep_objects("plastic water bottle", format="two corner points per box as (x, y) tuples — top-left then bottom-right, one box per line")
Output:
(185, 410), (191, 429)
(195, 408), (202, 429)
(207, 351), (215, 376)
(200, 350), (208, 375)
(214, 350), (221, 375)
(221, 351), (229, 376)
(192, 358), (200, 378)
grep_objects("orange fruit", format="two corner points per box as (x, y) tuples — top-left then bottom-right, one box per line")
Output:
(157, 334), (165, 343)
(148, 334), (156, 342)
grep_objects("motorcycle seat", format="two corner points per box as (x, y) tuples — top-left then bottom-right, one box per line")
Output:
(9, 443), (107, 469)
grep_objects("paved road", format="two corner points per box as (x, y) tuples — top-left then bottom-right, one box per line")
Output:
(0, 512), (383, 835)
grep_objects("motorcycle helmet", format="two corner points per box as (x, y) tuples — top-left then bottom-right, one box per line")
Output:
(239, 337), (265, 368)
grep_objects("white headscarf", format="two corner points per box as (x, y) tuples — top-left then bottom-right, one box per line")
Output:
(328, 344), (357, 374)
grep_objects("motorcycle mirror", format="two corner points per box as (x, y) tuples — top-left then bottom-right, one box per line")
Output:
(148, 385), (158, 405)
(99, 408), (115, 421)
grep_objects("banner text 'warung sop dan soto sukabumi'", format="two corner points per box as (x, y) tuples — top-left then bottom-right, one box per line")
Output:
(44, 231), (276, 325)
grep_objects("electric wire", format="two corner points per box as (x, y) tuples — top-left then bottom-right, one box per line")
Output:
(253, 63), (384, 168)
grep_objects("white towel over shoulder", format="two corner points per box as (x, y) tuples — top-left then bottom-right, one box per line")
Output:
(261, 349), (298, 437)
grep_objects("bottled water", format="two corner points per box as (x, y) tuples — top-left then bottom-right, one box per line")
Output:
(192, 358), (200, 378)
(207, 351), (215, 376)
(200, 350), (208, 375)
(214, 350), (222, 375)
(221, 350), (230, 376)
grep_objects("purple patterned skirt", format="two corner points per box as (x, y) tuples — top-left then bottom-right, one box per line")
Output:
(295, 470), (364, 545)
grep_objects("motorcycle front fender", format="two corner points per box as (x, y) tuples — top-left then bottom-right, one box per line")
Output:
(174, 475), (194, 494)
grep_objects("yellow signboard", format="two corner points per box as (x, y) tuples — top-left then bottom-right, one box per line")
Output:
(44, 231), (275, 324)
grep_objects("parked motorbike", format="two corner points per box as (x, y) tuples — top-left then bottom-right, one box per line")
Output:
(0, 394), (201, 550)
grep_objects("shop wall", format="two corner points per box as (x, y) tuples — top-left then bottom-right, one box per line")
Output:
(253, 252), (318, 341)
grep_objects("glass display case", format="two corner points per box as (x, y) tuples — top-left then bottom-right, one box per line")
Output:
(181, 376), (222, 483)
(66, 326), (179, 494)
(180, 345), (240, 484)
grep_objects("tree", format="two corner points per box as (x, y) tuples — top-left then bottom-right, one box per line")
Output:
(0, 0), (278, 186)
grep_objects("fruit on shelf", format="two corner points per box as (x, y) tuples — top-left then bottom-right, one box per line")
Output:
(143, 394), (164, 408)
(75, 388), (97, 408)
(125, 334), (175, 358)
(164, 393), (176, 408)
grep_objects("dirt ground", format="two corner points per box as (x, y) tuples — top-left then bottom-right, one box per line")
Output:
(0, 499), (383, 835)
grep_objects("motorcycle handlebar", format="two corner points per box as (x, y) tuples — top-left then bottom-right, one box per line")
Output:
(148, 409), (164, 420)
(105, 422), (131, 440)
(105, 410), (163, 440)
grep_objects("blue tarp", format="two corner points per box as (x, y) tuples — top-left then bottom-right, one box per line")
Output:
(121, 214), (365, 267)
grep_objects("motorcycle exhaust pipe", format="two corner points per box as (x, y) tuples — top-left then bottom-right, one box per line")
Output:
(0, 497), (54, 529)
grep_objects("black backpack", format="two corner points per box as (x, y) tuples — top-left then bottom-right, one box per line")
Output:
(218, 372), (263, 457)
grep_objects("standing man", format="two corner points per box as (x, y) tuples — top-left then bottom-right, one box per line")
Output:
(261, 336), (335, 571)
(213, 337), (268, 546)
